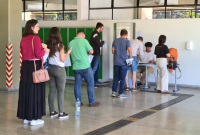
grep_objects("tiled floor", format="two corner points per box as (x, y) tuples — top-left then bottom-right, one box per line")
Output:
(0, 81), (199, 135)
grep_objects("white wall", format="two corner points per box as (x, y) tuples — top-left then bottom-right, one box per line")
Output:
(22, 19), (200, 87)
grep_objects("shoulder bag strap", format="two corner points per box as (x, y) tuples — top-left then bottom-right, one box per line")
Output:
(32, 36), (37, 71)
(32, 36), (45, 71)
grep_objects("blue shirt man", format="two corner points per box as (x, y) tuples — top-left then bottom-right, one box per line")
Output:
(111, 29), (132, 98)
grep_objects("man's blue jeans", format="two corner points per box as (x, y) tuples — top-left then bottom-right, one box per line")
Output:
(73, 67), (95, 104)
(91, 56), (100, 84)
(112, 65), (128, 94)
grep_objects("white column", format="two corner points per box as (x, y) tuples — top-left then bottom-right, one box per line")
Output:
(77, 0), (89, 20)
(0, 0), (21, 90)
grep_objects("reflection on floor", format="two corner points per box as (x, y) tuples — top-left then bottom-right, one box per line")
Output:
(0, 81), (200, 135)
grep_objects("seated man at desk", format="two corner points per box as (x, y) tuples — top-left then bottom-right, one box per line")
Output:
(137, 42), (156, 86)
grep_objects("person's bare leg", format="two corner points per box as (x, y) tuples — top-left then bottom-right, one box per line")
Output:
(125, 71), (129, 87)
(132, 72), (136, 88)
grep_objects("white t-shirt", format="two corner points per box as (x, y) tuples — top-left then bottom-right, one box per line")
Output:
(128, 39), (144, 59)
(49, 44), (65, 67)
(141, 51), (156, 68)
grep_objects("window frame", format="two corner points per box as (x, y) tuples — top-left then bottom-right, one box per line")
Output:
(88, 0), (200, 20)
(22, 0), (77, 21)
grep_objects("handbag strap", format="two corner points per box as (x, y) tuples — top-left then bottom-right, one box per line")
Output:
(31, 36), (44, 71)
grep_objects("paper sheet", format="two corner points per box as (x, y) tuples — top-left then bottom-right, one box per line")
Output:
(88, 55), (94, 63)
(43, 53), (49, 63)
(64, 55), (71, 67)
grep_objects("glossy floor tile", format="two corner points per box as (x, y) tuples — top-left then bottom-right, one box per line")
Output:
(0, 81), (199, 135)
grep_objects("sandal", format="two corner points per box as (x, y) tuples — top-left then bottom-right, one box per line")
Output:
(131, 88), (140, 91)
(157, 90), (161, 93)
(125, 87), (130, 91)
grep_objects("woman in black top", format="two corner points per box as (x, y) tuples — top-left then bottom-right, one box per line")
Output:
(154, 35), (170, 93)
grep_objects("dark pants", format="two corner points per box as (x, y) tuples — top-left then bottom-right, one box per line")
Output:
(48, 65), (66, 113)
(73, 67), (95, 104)
(91, 56), (100, 84)
(112, 65), (128, 94)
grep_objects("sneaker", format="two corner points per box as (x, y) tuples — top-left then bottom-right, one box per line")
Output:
(161, 91), (168, 94)
(111, 92), (116, 97)
(118, 93), (128, 98)
(58, 112), (69, 119)
(30, 119), (44, 126)
(125, 87), (130, 91)
(89, 102), (100, 107)
(50, 111), (58, 117)
(24, 119), (30, 124)
(95, 81), (102, 85)
(94, 84), (99, 88)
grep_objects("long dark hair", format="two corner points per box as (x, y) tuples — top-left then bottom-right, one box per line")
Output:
(23, 19), (38, 37)
(46, 27), (64, 58)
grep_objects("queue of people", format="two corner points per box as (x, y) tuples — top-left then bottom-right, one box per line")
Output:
(17, 19), (170, 126)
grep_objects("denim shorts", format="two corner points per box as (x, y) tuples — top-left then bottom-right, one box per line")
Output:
(127, 56), (138, 72)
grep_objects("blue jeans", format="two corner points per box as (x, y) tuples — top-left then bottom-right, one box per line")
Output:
(112, 65), (128, 94)
(91, 56), (100, 84)
(73, 67), (95, 104)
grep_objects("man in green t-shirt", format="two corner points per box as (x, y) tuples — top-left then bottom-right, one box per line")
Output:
(69, 31), (100, 107)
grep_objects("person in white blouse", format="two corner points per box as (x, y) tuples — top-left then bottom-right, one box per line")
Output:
(125, 37), (144, 91)
(137, 42), (156, 86)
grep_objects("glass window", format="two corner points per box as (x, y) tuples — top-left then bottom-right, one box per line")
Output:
(64, 12), (77, 20)
(25, 12), (43, 21)
(90, 9), (112, 20)
(114, 0), (136, 7)
(44, 12), (63, 21)
(153, 7), (171, 19)
(65, 0), (77, 10)
(171, 10), (190, 19)
(153, 11), (166, 19)
(90, 0), (111, 8)
(139, 8), (153, 19)
(25, 0), (42, 11)
(139, 0), (164, 6)
(22, 12), (25, 21)
(167, 0), (195, 5)
(167, 7), (195, 19)
(196, 8), (200, 18)
(44, 0), (63, 10)
(191, 10), (196, 18)
(113, 9), (135, 20)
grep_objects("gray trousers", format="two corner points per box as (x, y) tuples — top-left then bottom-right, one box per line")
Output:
(48, 65), (66, 113)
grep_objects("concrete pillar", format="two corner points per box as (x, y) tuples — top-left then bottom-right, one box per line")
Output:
(77, 0), (89, 20)
(0, 0), (22, 91)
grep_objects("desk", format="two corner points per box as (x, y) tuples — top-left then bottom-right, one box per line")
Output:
(138, 63), (156, 90)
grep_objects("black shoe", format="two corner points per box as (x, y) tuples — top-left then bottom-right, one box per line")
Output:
(94, 84), (99, 88)
(137, 82), (142, 86)
(50, 111), (58, 117)
(59, 112), (69, 119)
